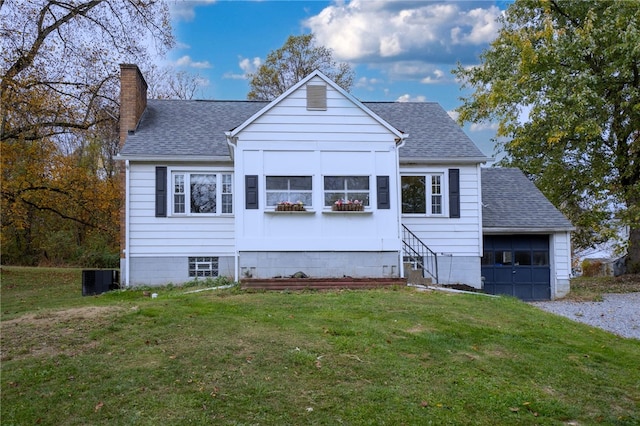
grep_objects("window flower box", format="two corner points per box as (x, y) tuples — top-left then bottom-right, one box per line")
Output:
(332, 199), (364, 211)
(276, 201), (306, 212)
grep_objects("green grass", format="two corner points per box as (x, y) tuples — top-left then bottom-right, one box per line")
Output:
(563, 274), (640, 301)
(2, 267), (639, 425)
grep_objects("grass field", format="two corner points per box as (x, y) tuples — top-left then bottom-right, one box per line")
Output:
(1, 266), (639, 425)
(563, 274), (640, 301)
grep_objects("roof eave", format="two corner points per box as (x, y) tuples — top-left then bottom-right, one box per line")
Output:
(115, 154), (233, 163)
(400, 156), (489, 165)
(483, 226), (576, 234)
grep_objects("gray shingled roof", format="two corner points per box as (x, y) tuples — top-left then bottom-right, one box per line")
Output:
(365, 102), (486, 160)
(482, 168), (573, 231)
(119, 99), (268, 157)
(119, 99), (486, 160)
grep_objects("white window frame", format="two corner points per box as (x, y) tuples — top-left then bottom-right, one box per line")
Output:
(265, 176), (313, 208)
(170, 170), (233, 216)
(401, 172), (447, 216)
(323, 175), (371, 208)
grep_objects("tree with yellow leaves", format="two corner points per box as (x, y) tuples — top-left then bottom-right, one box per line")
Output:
(1, 0), (173, 265)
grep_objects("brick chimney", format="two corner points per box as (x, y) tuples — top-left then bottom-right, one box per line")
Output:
(119, 63), (147, 147)
(119, 64), (147, 271)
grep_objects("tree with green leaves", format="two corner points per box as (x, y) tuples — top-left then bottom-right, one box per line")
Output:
(247, 34), (354, 101)
(454, 0), (640, 272)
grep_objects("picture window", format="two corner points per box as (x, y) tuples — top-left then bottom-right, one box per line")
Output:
(172, 172), (233, 215)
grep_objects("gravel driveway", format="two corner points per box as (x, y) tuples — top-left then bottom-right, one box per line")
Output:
(531, 293), (640, 340)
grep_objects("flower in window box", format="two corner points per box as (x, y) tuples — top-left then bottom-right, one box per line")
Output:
(332, 199), (364, 211)
(276, 201), (305, 211)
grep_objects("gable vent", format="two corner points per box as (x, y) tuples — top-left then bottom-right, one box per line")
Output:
(306, 84), (327, 110)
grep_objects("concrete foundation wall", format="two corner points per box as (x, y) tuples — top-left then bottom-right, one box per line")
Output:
(436, 255), (482, 287)
(128, 256), (235, 286)
(554, 278), (571, 299)
(239, 251), (400, 279)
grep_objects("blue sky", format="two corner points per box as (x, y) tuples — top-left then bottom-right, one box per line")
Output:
(165, 0), (511, 158)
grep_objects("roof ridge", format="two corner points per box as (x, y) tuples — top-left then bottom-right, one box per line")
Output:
(148, 98), (268, 103)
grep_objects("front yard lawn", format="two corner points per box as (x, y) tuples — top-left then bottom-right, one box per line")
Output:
(1, 267), (639, 425)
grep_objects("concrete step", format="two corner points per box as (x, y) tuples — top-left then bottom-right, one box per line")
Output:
(404, 263), (433, 286)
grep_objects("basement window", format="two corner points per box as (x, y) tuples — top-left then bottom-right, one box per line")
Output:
(188, 257), (219, 277)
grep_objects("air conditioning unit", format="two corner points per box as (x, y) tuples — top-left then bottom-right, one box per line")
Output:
(82, 270), (120, 296)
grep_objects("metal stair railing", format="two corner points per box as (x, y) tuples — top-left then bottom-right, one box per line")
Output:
(402, 225), (439, 284)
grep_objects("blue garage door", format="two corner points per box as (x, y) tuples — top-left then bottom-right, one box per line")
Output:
(482, 235), (550, 301)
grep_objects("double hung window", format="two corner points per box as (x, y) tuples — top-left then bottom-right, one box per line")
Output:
(324, 176), (370, 207)
(172, 172), (233, 215)
(266, 176), (313, 207)
(401, 174), (444, 215)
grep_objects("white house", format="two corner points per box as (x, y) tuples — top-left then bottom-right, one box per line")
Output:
(117, 64), (574, 300)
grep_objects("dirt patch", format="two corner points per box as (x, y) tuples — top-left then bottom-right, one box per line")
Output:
(1, 306), (128, 362)
(406, 324), (433, 334)
(441, 284), (483, 293)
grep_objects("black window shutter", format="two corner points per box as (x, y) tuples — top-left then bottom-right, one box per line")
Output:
(376, 176), (390, 209)
(245, 175), (259, 209)
(449, 168), (460, 218)
(155, 166), (167, 217)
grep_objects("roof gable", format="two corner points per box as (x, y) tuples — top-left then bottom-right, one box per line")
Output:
(228, 70), (404, 140)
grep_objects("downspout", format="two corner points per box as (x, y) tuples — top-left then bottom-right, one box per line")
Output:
(477, 164), (484, 267)
(395, 135), (408, 279)
(225, 132), (239, 282)
(125, 160), (131, 287)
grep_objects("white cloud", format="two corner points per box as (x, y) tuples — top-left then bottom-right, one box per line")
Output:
(470, 121), (499, 132)
(239, 56), (262, 74)
(305, 1), (502, 66)
(451, 7), (503, 45)
(195, 77), (210, 87)
(377, 61), (451, 85)
(224, 56), (262, 80)
(420, 68), (447, 84)
(169, 0), (216, 22)
(396, 94), (427, 103)
(174, 41), (191, 50)
(355, 76), (383, 90)
(175, 55), (212, 69)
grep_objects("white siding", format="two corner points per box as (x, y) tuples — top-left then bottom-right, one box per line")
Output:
(400, 164), (483, 256)
(552, 231), (572, 279)
(238, 78), (395, 143)
(128, 163), (235, 257)
(234, 76), (402, 253)
(551, 231), (572, 298)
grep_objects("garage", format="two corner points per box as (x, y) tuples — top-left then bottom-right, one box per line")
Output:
(481, 168), (575, 300)
(482, 234), (551, 301)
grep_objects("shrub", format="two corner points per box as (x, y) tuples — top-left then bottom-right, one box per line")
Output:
(581, 259), (603, 277)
